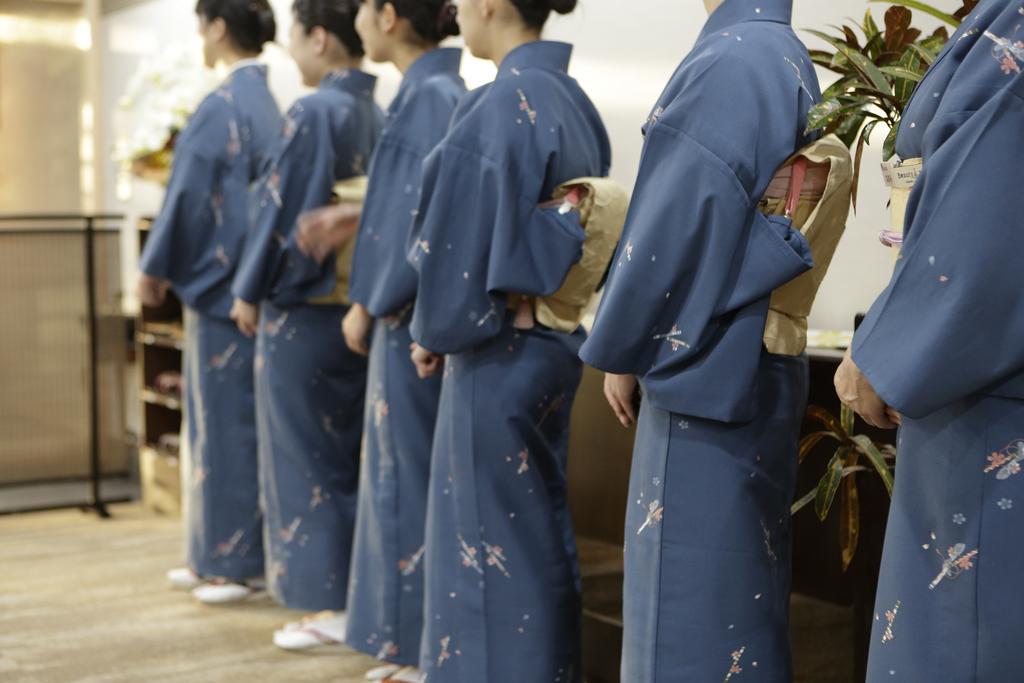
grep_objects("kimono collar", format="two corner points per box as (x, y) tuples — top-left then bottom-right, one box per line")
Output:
(699, 0), (792, 40)
(497, 40), (572, 79)
(320, 68), (378, 99)
(404, 47), (463, 85)
(228, 58), (265, 75)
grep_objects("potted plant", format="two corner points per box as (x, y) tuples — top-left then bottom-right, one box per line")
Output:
(804, 0), (977, 206)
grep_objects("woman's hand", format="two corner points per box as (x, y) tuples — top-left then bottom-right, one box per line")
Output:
(834, 349), (900, 429)
(342, 303), (373, 356)
(230, 298), (260, 338)
(296, 204), (362, 264)
(137, 273), (170, 308)
(604, 373), (639, 428)
(410, 343), (443, 380)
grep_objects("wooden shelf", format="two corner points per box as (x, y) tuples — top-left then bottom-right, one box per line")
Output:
(136, 322), (184, 351)
(140, 387), (182, 411)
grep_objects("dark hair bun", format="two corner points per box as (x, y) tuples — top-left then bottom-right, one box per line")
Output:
(256, 6), (277, 46)
(293, 0), (364, 57)
(436, 2), (460, 39)
(374, 0), (458, 44)
(510, 0), (577, 29)
(195, 0), (276, 52)
(547, 0), (577, 15)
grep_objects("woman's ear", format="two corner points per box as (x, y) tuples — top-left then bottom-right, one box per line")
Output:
(209, 16), (228, 43)
(312, 25), (330, 55)
(378, 2), (398, 34)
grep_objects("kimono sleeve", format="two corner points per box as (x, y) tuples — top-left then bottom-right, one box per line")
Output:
(852, 83), (1024, 418)
(580, 121), (811, 375)
(408, 142), (585, 354)
(138, 98), (230, 280)
(232, 103), (333, 304)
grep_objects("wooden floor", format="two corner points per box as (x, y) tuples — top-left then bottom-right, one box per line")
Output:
(0, 504), (853, 682)
(0, 504), (378, 683)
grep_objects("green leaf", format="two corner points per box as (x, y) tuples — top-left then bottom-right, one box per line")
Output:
(806, 99), (868, 133)
(879, 65), (925, 82)
(807, 29), (893, 94)
(908, 43), (938, 66)
(864, 8), (881, 43)
(882, 123), (900, 161)
(791, 487), (818, 515)
(841, 403), (857, 436)
(851, 434), (896, 495)
(815, 451), (847, 521)
(806, 405), (848, 439)
(800, 430), (841, 463)
(868, 0), (960, 28)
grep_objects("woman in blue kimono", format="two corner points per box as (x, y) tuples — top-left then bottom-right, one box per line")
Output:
(136, 0), (280, 603)
(341, 2), (464, 680)
(836, 2), (1024, 680)
(406, 1), (610, 680)
(229, 0), (383, 637)
(579, 0), (819, 679)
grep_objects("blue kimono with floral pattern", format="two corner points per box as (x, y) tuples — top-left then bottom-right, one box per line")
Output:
(343, 48), (465, 666)
(407, 41), (610, 683)
(232, 69), (383, 611)
(140, 63), (280, 581)
(850, 3), (1024, 680)
(579, 1), (819, 680)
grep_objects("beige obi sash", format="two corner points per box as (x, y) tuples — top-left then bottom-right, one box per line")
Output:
(509, 176), (630, 333)
(759, 135), (854, 356)
(307, 176), (369, 306)
(879, 157), (923, 248)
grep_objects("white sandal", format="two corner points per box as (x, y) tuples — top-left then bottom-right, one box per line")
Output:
(166, 567), (203, 590)
(272, 611), (348, 651)
(365, 665), (401, 681)
(384, 667), (422, 683)
(192, 577), (264, 604)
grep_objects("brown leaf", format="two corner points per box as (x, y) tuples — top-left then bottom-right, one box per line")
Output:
(884, 6), (912, 52)
(953, 0), (979, 23)
(839, 475), (861, 572)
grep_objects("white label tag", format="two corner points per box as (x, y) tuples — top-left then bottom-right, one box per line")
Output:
(880, 158), (923, 189)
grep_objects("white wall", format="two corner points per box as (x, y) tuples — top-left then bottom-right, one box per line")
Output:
(100, 0), (929, 332)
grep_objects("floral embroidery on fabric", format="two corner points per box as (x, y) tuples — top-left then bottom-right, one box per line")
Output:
(279, 517), (302, 543)
(998, 497), (1014, 510)
(265, 168), (283, 208)
(213, 529), (245, 558)
(516, 88), (537, 126)
(923, 532), (978, 590)
(376, 641), (399, 660)
(646, 106), (665, 129)
(208, 342), (238, 370)
(226, 119), (241, 158)
(516, 449), (530, 475)
(458, 534), (483, 575)
(724, 646), (746, 681)
(654, 325), (691, 352)
(983, 30), (1024, 75)
(784, 56), (814, 99)
(437, 636), (453, 668)
(264, 311), (289, 337)
(637, 497), (665, 536)
(374, 399), (389, 428)
(881, 600), (901, 643)
(984, 440), (1024, 479)
(482, 540), (511, 578)
(398, 545), (426, 576)
(309, 485), (324, 510)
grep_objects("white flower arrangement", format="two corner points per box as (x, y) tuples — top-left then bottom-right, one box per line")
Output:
(113, 43), (218, 181)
